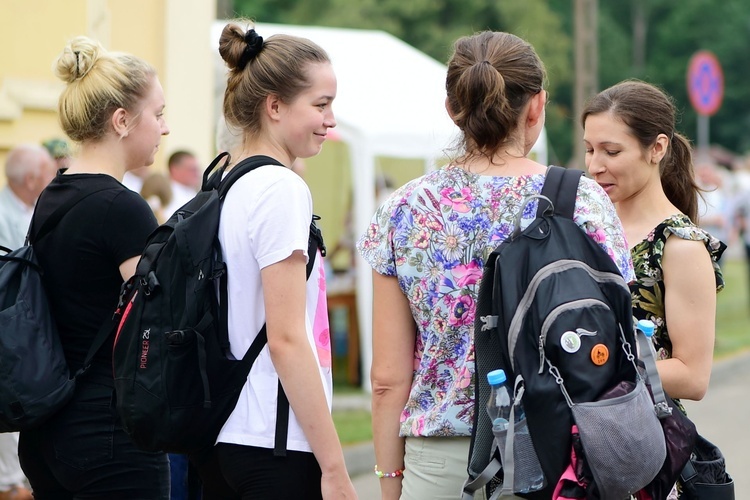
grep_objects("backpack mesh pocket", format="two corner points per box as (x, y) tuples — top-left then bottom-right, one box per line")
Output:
(571, 380), (666, 500)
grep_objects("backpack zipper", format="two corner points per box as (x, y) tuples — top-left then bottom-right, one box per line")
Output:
(506, 259), (627, 372)
(537, 298), (610, 374)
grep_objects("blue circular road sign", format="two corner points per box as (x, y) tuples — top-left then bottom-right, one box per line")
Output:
(687, 51), (724, 116)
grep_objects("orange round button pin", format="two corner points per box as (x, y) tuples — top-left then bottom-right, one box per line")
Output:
(590, 344), (609, 366)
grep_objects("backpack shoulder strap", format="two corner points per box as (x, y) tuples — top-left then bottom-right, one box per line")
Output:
(214, 155), (321, 457)
(75, 317), (117, 380)
(536, 166), (583, 220)
(201, 152), (231, 192)
(29, 181), (113, 244)
(218, 155), (284, 199)
(28, 178), (120, 379)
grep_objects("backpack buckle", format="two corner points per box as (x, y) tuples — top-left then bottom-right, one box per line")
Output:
(210, 262), (226, 280)
(654, 401), (673, 419)
(480, 315), (497, 331)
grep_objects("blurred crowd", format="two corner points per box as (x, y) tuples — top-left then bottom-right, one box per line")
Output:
(696, 155), (750, 266)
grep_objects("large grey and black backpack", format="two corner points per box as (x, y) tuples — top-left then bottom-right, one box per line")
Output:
(113, 153), (325, 455)
(463, 166), (666, 499)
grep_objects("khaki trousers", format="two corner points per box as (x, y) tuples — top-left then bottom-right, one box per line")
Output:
(401, 436), (487, 500)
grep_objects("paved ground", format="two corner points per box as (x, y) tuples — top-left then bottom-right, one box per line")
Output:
(682, 352), (750, 497)
(345, 351), (750, 499)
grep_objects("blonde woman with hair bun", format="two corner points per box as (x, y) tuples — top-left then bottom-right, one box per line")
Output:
(17, 36), (170, 499)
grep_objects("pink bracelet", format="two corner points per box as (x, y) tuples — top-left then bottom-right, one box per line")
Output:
(373, 465), (405, 479)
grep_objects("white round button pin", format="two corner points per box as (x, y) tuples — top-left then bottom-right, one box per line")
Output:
(560, 331), (581, 353)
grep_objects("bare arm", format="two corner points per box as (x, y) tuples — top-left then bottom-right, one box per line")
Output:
(370, 271), (416, 500)
(658, 237), (717, 400)
(262, 251), (356, 499)
(119, 255), (140, 281)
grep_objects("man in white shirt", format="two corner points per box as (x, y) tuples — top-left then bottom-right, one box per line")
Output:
(122, 166), (151, 193)
(0, 144), (56, 249)
(164, 151), (201, 219)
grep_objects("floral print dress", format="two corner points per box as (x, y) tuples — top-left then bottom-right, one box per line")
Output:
(357, 165), (634, 438)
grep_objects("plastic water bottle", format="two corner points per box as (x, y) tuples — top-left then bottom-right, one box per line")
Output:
(486, 369), (512, 431)
(637, 319), (658, 360)
(486, 369), (546, 493)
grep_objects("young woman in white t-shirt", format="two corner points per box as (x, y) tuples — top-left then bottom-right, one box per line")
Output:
(195, 22), (356, 500)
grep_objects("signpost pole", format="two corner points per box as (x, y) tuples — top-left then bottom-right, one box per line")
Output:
(687, 50), (723, 164)
(696, 115), (710, 163)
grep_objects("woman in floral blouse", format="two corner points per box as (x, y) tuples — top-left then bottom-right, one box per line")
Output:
(357, 31), (633, 500)
(582, 80), (725, 409)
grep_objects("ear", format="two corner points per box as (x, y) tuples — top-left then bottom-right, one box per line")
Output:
(650, 133), (670, 165)
(111, 107), (130, 138)
(265, 94), (282, 122)
(526, 90), (546, 128)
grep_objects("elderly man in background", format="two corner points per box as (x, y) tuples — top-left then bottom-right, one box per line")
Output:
(0, 144), (56, 250)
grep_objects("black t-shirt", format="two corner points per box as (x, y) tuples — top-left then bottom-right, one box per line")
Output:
(32, 173), (157, 380)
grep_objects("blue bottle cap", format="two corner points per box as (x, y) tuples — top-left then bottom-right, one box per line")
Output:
(637, 319), (656, 337)
(487, 369), (507, 386)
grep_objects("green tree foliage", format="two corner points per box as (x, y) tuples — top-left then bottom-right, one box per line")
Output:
(646, 0), (750, 154)
(231, 0), (750, 157)
(599, 0), (750, 155)
(231, 0), (574, 161)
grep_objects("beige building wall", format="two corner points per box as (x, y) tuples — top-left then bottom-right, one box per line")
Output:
(0, 0), (215, 186)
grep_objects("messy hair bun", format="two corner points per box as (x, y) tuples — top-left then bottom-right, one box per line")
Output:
(218, 23), (265, 71)
(217, 21), (330, 138)
(53, 36), (156, 142)
(446, 31), (545, 159)
(53, 36), (102, 83)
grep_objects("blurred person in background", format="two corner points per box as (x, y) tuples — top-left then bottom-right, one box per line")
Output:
(0, 144), (56, 249)
(42, 138), (71, 171)
(139, 172), (173, 224)
(122, 165), (151, 193)
(695, 162), (733, 265)
(164, 150), (201, 217)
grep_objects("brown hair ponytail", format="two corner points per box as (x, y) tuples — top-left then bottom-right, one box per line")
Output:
(662, 132), (699, 222)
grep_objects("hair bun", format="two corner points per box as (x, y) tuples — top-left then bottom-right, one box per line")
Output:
(238, 29), (264, 69)
(53, 36), (103, 83)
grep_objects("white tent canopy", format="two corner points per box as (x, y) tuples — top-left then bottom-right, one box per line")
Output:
(211, 22), (548, 389)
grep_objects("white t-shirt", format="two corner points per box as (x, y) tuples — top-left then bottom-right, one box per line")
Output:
(216, 164), (332, 453)
(121, 171), (144, 193)
(0, 186), (33, 249)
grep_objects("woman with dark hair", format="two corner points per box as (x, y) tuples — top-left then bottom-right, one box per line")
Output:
(582, 79), (725, 409)
(357, 31), (633, 500)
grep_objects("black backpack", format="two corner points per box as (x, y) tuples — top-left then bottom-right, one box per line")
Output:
(113, 153), (325, 454)
(0, 183), (115, 432)
(462, 167), (641, 499)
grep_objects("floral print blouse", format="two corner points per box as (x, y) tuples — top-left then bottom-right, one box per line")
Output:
(630, 214), (726, 368)
(356, 165), (634, 438)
